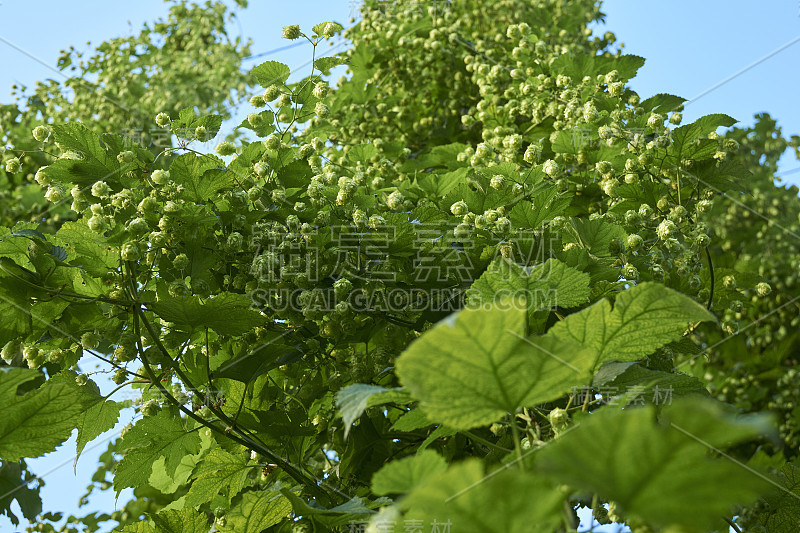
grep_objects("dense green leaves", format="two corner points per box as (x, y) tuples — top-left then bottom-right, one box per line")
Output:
(0, 1), (796, 531)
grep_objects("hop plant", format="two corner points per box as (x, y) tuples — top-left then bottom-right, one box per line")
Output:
(195, 125), (208, 139)
(117, 150), (136, 164)
(4, 158), (21, 174)
(35, 168), (51, 187)
(542, 159), (559, 177)
(254, 161), (269, 177)
(334, 278), (353, 298)
(315, 102), (329, 118)
(278, 93), (292, 107)
(756, 282), (771, 296)
(141, 399), (159, 416)
(81, 331), (101, 350)
(91, 181), (112, 198)
(322, 22), (339, 38)
(523, 144), (541, 164)
(32, 125), (50, 142)
(247, 113), (263, 127)
(121, 242), (140, 261)
(215, 141), (237, 156)
(265, 135), (280, 150)
(647, 113), (664, 129)
(623, 263), (640, 281)
(548, 408), (570, 433)
(656, 219), (676, 240)
(155, 112), (171, 127)
(282, 24), (301, 40)
(386, 190), (404, 210)
(263, 85), (281, 101)
(151, 169), (170, 185)
(312, 82), (328, 99)
(626, 234), (643, 250)
(1, 341), (19, 364)
(608, 81), (624, 97)
(44, 185), (64, 203)
(451, 201), (468, 216)
(173, 253), (190, 270)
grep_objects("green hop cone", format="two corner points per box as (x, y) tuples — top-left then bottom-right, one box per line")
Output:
(155, 112), (170, 127)
(121, 242), (140, 262)
(32, 125), (50, 142)
(4, 157), (21, 174)
(117, 150), (136, 164)
(282, 24), (301, 40)
(215, 141), (236, 156)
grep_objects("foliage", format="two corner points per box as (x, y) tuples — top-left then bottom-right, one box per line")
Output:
(1, 0), (799, 532)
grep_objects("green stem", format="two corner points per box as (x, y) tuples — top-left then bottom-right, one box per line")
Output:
(510, 416), (525, 468)
(461, 431), (512, 454)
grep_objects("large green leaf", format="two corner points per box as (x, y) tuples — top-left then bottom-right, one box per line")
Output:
(0, 461), (42, 526)
(548, 283), (715, 366)
(336, 385), (410, 438)
(48, 123), (121, 186)
(467, 257), (590, 312)
(184, 448), (253, 506)
(751, 460), (800, 532)
(150, 508), (208, 533)
(279, 491), (374, 528)
(0, 274), (32, 347)
(168, 153), (232, 203)
(218, 491), (292, 533)
(250, 60), (291, 87)
(400, 459), (563, 532)
(561, 218), (627, 259)
(371, 450), (447, 496)
(667, 114), (738, 164)
(56, 220), (119, 276)
(396, 304), (596, 429)
(592, 361), (709, 406)
(508, 188), (571, 228)
(0, 369), (95, 461)
(536, 398), (775, 531)
(114, 409), (202, 493)
(75, 399), (122, 464)
(148, 293), (264, 336)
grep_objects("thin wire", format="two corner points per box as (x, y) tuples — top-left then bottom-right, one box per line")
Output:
(777, 167), (800, 177)
(242, 40), (309, 61)
(686, 34), (800, 105)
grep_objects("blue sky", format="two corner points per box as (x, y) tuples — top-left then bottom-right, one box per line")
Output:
(0, 1), (798, 531)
